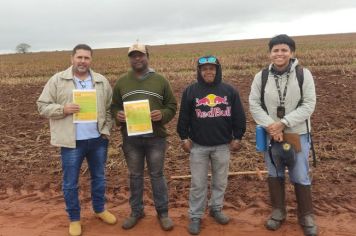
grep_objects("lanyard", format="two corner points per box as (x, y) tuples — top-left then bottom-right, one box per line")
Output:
(274, 74), (289, 107)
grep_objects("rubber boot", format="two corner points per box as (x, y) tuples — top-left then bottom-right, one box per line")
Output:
(265, 177), (286, 231)
(295, 184), (318, 236)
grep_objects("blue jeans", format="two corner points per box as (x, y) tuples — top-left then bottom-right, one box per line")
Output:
(264, 134), (311, 185)
(189, 142), (230, 219)
(60, 136), (108, 221)
(122, 136), (168, 216)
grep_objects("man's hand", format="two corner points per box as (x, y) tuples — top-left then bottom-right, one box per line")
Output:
(116, 111), (126, 122)
(266, 121), (285, 136)
(272, 132), (284, 142)
(63, 103), (80, 115)
(181, 139), (192, 153)
(151, 110), (162, 121)
(230, 139), (242, 152)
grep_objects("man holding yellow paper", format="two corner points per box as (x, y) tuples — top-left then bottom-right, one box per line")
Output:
(111, 43), (177, 231)
(123, 99), (153, 136)
(37, 44), (116, 236)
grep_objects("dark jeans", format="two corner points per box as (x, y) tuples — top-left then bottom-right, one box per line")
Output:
(60, 136), (108, 221)
(122, 136), (168, 216)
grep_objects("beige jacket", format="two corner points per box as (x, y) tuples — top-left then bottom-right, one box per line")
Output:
(249, 58), (316, 134)
(37, 66), (113, 148)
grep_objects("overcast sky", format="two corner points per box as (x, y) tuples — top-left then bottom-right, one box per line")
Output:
(1, 0), (355, 54)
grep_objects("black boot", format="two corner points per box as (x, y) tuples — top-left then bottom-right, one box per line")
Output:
(295, 184), (318, 236)
(265, 177), (286, 230)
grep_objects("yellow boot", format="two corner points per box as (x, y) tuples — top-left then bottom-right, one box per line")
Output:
(69, 221), (82, 236)
(96, 210), (117, 225)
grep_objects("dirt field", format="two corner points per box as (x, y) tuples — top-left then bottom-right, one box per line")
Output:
(0, 33), (355, 235)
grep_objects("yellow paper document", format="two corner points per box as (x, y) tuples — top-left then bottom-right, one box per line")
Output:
(124, 99), (153, 136)
(73, 89), (97, 123)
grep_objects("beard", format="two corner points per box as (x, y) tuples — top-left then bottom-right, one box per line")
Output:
(132, 62), (148, 73)
(75, 65), (89, 74)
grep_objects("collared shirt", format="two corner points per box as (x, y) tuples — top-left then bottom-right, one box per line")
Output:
(138, 67), (155, 80)
(74, 75), (101, 140)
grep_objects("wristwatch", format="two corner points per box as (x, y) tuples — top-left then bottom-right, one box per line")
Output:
(280, 118), (289, 127)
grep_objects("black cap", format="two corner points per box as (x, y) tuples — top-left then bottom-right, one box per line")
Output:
(270, 141), (296, 169)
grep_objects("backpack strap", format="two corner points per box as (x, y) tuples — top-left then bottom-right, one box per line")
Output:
(295, 65), (304, 107)
(261, 68), (269, 113)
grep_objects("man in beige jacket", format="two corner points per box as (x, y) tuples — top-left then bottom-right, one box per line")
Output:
(249, 35), (317, 236)
(37, 44), (116, 236)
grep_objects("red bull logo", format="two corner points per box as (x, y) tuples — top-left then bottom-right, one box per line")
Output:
(195, 94), (228, 107)
(214, 95), (228, 105)
(195, 94), (231, 118)
(196, 107), (231, 118)
(195, 97), (210, 107)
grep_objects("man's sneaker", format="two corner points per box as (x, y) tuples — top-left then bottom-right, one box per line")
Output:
(69, 221), (82, 236)
(157, 213), (174, 231)
(95, 210), (117, 225)
(188, 218), (201, 235)
(209, 210), (230, 225)
(121, 212), (145, 230)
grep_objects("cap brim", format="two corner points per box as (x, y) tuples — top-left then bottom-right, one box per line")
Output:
(198, 62), (218, 66)
(128, 50), (146, 56)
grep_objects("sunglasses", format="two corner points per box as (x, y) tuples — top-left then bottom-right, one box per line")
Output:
(198, 56), (217, 65)
(78, 80), (87, 88)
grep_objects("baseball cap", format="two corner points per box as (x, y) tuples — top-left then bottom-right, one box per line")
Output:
(128, 43), (148, 56)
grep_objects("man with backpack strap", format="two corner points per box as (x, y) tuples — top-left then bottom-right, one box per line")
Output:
(249, 34), (318, 236)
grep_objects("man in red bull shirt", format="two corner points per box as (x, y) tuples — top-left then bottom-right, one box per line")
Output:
(177, 55), (246, 235)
